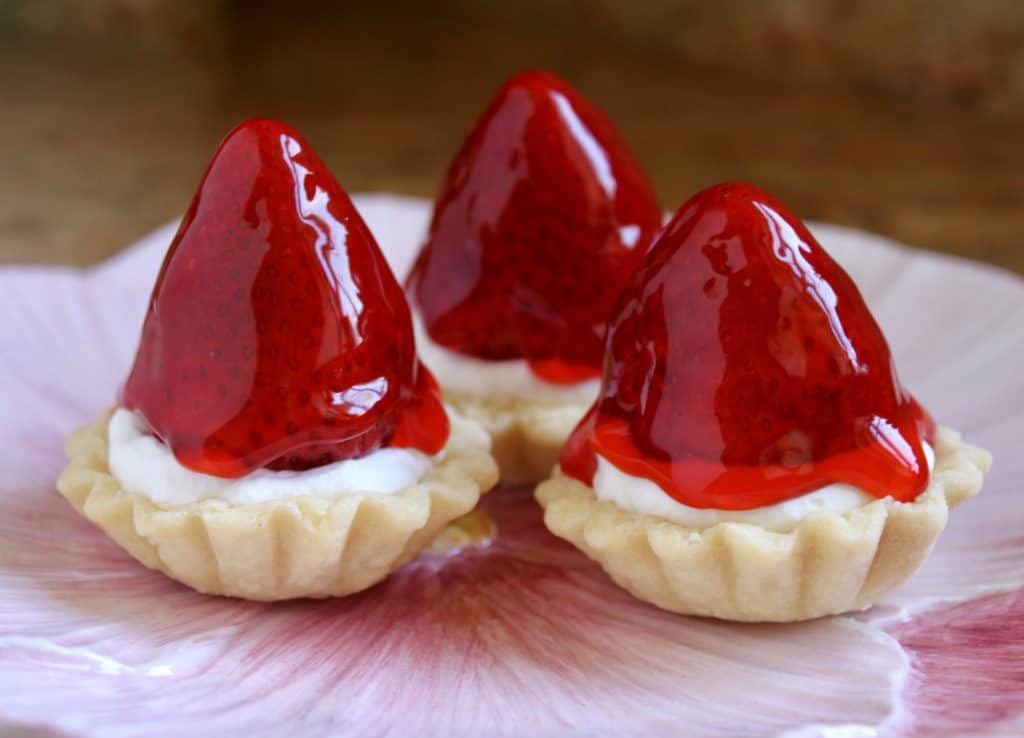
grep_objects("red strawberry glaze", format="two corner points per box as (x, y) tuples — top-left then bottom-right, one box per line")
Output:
(121, 118), (449, 478)
(406, 70), (662, 384)
(560, 182), (935, 510)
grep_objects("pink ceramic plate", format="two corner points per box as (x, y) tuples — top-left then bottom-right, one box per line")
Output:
(1, 196), (1021, 738)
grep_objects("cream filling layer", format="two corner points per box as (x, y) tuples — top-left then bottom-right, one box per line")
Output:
(412, 311), (600, 405)
(107, 407), (438, 507)
(592, 444), (935, 533)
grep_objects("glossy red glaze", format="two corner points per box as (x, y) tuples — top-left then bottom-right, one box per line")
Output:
(561, 182), (935, 509)
(121, 118), (449, 478)
(407, 70), (662, 383)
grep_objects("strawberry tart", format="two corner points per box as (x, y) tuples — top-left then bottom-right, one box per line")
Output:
(536, 182), (991, 621)
(406, 71), (662, 483)
(58, 119), (498, 600)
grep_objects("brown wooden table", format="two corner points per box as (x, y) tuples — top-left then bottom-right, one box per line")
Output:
(2, 7), (1022, 274)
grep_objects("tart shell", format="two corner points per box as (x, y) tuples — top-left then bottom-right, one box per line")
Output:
(57, 410), (499, 601)
(444, 392), (589, 486)
(535, 426), (991, 622)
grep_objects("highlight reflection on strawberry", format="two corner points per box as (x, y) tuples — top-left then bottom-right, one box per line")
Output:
(407, 70), (662, 383)
(562, 182), (935, 509)
(121, 118), (449, 478)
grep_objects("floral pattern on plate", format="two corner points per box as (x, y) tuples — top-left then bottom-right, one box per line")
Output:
(0, 196), (1020, 738)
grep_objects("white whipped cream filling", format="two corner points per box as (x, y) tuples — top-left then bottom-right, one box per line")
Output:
(412, 311), (600, 405)
(107, 407), (438, 507)
(592, 444), (935, 533)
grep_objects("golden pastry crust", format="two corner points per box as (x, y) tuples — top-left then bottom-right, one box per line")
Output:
(444, 392), (590, 486)
(57, 410), (499, 601)
(535, 427), (991, 622)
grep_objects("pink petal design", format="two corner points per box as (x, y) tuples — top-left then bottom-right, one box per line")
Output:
(885, 590), (1024, 737)
(0, 195), (1019, 737)
(0, 485), (907, 737)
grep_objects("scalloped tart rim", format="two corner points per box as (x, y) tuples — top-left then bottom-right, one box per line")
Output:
(444, 392), (589, 486)
(57, 409), (498, 601)
(535, 426), (991, 622)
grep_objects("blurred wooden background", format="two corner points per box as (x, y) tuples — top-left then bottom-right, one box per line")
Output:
(1, 0), (1022, 273)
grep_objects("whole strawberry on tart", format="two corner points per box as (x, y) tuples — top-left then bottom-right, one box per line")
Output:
(58, 118), (498, 601)
(406, 70), (662, 484)
(537, 182), (991, 622)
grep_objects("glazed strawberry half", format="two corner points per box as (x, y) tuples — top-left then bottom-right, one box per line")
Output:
(406, 70), (662, 384)
(561, 182), (935, 509)
(121, 118), (449, 478)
